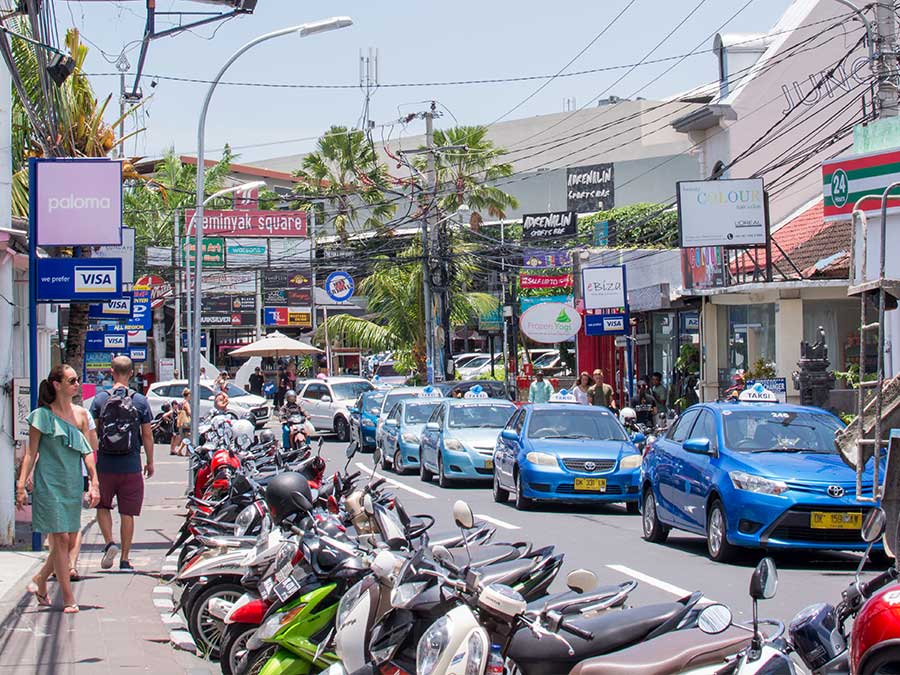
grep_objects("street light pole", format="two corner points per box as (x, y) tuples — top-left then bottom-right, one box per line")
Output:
(189, 16), (353, 449)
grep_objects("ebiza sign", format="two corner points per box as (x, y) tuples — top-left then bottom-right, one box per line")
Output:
(34, 159), (123, 246)
(519, 302), (582, 344)
(184, 210), (307, 237)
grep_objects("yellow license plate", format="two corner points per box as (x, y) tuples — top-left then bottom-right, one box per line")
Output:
(484, 459), (493, 470)
(810, 511), (862, 530)
(574, 478), (607, 492)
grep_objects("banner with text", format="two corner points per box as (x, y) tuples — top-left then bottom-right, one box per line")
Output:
(567, 163), (614, 214)
(184, 210), (307, 237)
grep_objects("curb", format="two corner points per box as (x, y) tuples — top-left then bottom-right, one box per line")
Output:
(157, 552), (198, 654)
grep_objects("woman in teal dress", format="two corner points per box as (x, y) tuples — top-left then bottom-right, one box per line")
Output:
(16, 364), (100, 613)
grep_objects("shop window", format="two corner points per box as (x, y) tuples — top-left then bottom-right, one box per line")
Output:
(717, 303), (776, 384)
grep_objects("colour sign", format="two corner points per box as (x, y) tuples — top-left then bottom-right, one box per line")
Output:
(822, 148), (900, 221)
(35, 258), (123, 302)
(676, 178), (766, 247)
(34, 158), (123, 246)
(184, 210), (307, 237)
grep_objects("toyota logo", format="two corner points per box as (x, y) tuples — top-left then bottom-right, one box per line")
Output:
(827, 485), (845, 498)
(584, 461), (596, 472)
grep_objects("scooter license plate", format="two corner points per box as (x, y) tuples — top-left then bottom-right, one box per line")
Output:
(574, 478), (607, 492)
(810, 511), (861, 530)
(274, 560), (294, 583)
(259, 576), (275, 598)
(274, 575), (300, 603)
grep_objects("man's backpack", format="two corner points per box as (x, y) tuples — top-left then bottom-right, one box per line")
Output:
(98, 388), (141, 455)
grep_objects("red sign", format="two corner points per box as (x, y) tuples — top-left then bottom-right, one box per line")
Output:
(520, 273), (572, 289)
(184, 210), (307, 237)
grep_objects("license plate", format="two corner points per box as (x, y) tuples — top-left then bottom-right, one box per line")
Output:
(810, 511), (862, 530)
(484, 459), (493, 470)
(274, 575), (300, 603)
(275, 561), (293, 583)
(574, 477), (607, 492)
(259, 576), (275, 598)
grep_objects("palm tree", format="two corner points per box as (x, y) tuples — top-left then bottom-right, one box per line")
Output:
(291, 126), (396, 239)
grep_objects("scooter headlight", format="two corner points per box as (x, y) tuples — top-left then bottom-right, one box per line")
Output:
(253, 603), (308, 644)
(465, 631), (488, 675)
(337, 578), (368, 627)
(234, 504), (257, 537)
(417, 616), (451, 675)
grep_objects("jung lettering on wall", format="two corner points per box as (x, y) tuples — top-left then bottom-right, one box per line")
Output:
(567, 164), (614, 214)
(676, 178), (767, 248)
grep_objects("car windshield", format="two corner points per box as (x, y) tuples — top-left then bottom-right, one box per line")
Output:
(722, 409), (844, 453)
(531, 352), (558, 368)
(224, 383), (249, 397)
(384, 391), (422, 412)
(405, 402), (440, 424)
(462, 356), (490, 369)
(332, 381), (374, 401)
(528, 409), (628, 440)
(362, 392), (385, 413)
(448, 404), (515, 429)
(375, 363), (401, 377)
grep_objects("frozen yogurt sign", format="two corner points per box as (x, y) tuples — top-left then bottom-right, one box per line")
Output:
(519, 302), (581, 343)
(184, 210), (307, 237)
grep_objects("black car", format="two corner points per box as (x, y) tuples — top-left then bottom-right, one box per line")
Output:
(438, 380), (512, 400)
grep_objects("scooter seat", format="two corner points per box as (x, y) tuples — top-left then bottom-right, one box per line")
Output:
(427, 528), (467, 548)
(447, 543), (519, 568)
(569, 626), (751, 675)
(477, 558), (537, 587)
(507, 602), (685, 675)
(525, 586), (629, 615)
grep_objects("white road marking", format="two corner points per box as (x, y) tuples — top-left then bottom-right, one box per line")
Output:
(355, 463), (435, 500)
(476, 514), (521, 530)
(606, 564), (714, 603)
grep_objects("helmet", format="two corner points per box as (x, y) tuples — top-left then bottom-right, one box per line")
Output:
(232, 419), (256, 450)
(265, 472), (314, 525)
(286, 390), (297, 402)
(258, 429), (276, 447)
(619, 407), (637, 424)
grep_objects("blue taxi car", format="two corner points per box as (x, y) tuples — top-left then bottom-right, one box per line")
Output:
(641, 389), (879, 562)
(349, 390), (386, 452)
(419, 397), (517, 487)
(492, 403), (643, 511)
(379, 398), (444, 474)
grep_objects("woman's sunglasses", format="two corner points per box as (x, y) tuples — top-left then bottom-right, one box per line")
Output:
(65, 376), (79, 385)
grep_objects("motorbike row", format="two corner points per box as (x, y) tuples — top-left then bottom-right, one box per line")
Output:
(166, 413), (900, 675)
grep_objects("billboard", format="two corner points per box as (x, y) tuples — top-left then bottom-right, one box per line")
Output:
(36, 258), (123, 302)
(34, 158), (123, 246)
(567, 163), (614, 214)
(677, 178), (766, 247)
(184, 210), (307, 237)
(521, 211), (577, 240)
(227, 238), (268, 267)
(582, 265), (629, 336)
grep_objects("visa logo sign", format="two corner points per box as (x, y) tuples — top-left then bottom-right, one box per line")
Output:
(104, 334), (126, 349)
(102, 298), (130, 315)
(75, 266), (117, 293)
(603, 317), (624, 331)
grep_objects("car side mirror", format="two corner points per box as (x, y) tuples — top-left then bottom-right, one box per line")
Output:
(683, 437), (712, 455)
(749, 557), (778, 600)
(452, 500), (475, 529)
(385, 419), (398, 428)
(321, 395), (332, 403)
(501, 429), (519, 442)
(631, 432), (646, 444)
(426, 422), (440, 432)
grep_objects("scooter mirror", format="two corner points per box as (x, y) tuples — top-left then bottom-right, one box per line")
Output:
(452, 500), (475, 530)
(697, 604), (733, 634)
(363, 493), (375, 516)
(432, 544), (453, 566)
(346, 441), (359, 459)
(862, 508), (887, 543)
(749, 557), (778, 600)
(566, 569), (599, 593)
(291, 490), (314, 513)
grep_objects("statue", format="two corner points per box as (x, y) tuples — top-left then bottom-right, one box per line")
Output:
(792, 326), (835, 408)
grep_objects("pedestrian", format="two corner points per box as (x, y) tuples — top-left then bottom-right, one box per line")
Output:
(90, 355), (154, 572)
(573, 371), (592, 405)
(213, 391), (230, 415)
(650, 372), (668, 415)
(275, 367), (289, 408)
(171, 388), (191, 456)
(249, 366), (264, 396)
(215, 371), (229, 393)
(199, 367), (207, 379)
(16, 364), (100, 612)
(629, 379), (658, 428)
(588, 368), (618, 411)
(316, 366), (328, 380)
(287, 361), (297, 390)
(528, 372), (554, 404)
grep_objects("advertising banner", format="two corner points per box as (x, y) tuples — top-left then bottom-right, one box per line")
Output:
(184, 210), (307, 237)
(127, 289), (152, 331)
(158, 357), (176, 382)
(201, 271), (256, 294)
(34, 158), (123, 246)
(97, 227), (135, 285)
(86, 330), (128, 352)
(682, 246), (726, 289)
(13, 379), (30, 441)
(582, 266), (627, 310)
(89, 296), (132, 318)
(145, 246), (173, 268)
(823, 149), (900, 221)
(264, 306), (312, 327)
(567, 163), (614, 214)
(129, 347), (147, 362)
(269, 238), (312, 267)
(522, 250), (572, 269)
(520, 294), (573, 312)
(520, 273), (572, 289)
(521, 211), (577, 240)
(584, 312), (629, 336)
(226, 238), (268, 267)
(183, 236), (225, 268)
(264, 270), (312, 305)
(36, 258), (123, 302)
(519, 303), (582, 343)
(680, 311), (700, 334)
(478, 307), (503, 333)
(677, 178), (766, 247)
(201, 312), (256, 328)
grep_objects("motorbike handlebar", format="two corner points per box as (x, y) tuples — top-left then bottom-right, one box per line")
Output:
(366, 477), (387, 492)
(863, 567), (899, 597)
(559, 619), (594, 641)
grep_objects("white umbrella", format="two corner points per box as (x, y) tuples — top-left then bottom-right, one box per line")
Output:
(229, 330), (323, 358)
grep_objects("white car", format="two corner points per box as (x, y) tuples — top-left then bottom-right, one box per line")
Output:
(456, 354), (503, 379)
(297, 377), (375, 442)
(146, 379), (271, 427)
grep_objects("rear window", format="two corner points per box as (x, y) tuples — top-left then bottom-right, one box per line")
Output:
(375, 362), (402, 377)
(448, 404), (516, 429)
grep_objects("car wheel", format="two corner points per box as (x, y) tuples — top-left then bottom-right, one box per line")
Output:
(641, 489), (669, 543)
(438, 451), (453, 488)
(334, 416), (350, 443)
(380, 443), (391, 470)
(419, 453), (434, 482)
(393, 448), (405, 475)
(514, 469), (533, 510)
(707, 499), (738, 563)
(625, 500), (640, 515)
(493, 470), (509, 503)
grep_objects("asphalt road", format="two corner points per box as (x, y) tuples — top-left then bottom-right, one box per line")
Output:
(313, 436), (883, 629)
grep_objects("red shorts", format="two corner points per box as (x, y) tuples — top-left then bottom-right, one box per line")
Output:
(98, 472), (144, 516)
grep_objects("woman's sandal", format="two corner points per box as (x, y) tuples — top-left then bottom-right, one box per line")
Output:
(69, 568), (80, 582)
(26, 582), (51, 607)
(63, 604), (79, 614)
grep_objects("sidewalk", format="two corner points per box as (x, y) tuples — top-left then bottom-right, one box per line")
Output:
(0, 449), (216, 674)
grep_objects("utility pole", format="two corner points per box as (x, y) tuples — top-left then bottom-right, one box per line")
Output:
(115, 54), (130, 158)
(425, 103), (444, 382)
(874, 0), (899, 117)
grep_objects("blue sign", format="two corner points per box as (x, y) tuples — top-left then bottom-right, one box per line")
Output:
(126, 289), (152, 331)
(520, 294), (573, 312)
(86, 330), (128, 352)
(35, 258), (123, 302)
(181, 332), (208, 350)
(128, 347), (147, 362)
(680, 311), (700, 334)
(584, 311), (630, 336)
(325, 270), (354, 303)
(89, 297), (131, 318)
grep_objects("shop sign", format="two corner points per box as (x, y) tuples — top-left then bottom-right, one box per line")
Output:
(677, 178), (766, 247)
(226, 238), (268, 267)
(567, 163), (614, 214)
(522, 250), (572, 269)
(201, 312), (255, 328)
(34, 158), (123, 246)
(264, 306), (312, 327)
(36, 258), (123, 302)
(157, 357), (176, 382)
(182, 237), (225, 268)
(181, 332), (208, 350)
(97, 227), (136, 285)
(519, 302), (581, 343)
(269, 238), (312, 267)
(822, 148), (900, 221)
(582, 266), (627, 311)
(86, 330), (128, 352)
(746, 378), (787, 403)
(204, 294), (256, 313)
(89, 296), (132, 317)
(264, 270), (311, 305)
(201, 271), (256, 294)
(85, 351), (113, 371)
(127, 329), (147, 344)
(682, 246), (726, 289)
(145, 246), (173, 268)
(13, 379), (30, 441)
(129, 347), (147, 362)
(680, 311), (700, 334)
(134, 274), (173, 309)
(520, 273), (572, 289)
(584, 310), (629, 336)
(325, 271), (355, 303)
(184, 210), (307, 237)
(478, 307), (503, 333)
(521, 211), (577, 240)
(520, 294), (573, 312)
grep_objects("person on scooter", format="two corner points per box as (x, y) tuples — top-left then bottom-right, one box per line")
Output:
(280, 390), (308, 450)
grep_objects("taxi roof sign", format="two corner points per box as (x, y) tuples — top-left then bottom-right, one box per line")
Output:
(421, 385), (443, 398)
(463, 385), (489, 399)
(549, 389), (577, 403)
(738, 383), (778, 403)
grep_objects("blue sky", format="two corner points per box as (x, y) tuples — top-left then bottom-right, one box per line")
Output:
(58, 0), (792, 166)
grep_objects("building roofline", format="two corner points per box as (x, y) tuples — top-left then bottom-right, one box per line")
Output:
(178, 156), (302, 183)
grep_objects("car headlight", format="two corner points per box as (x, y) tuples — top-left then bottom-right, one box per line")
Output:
(402, 433), (419, 444)
(729, 471), (788, 496)
(417, 615), (451, 675)
(444, 438), (464, 451)
(337, 578), (368, 627)
(234, 504), (257, 537)
(362, 418), (375, 429)
(619, 454), (642, 470)
(391, 581), (427, 609)
(525, 451), (557, 466)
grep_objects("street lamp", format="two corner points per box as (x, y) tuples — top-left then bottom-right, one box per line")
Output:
(190, 17), (353, 446)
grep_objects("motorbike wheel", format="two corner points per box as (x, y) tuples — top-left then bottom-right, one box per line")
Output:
(437, 452), (453, 488)
(420, 455), (434, 482)
(493, 471), (509, 503)
(334, 416), (350, 442)
(219, 623), (258, 675)
(187, 582), (245, 659)
(393, 448), (405, 475)
(707, 499), (738, 563)
(641, 488), (669, 543)
(514, 470), (533, 510)
(236, 645), (278, 675)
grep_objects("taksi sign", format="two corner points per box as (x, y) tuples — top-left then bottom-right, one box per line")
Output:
(35, 258), (123, 302)
(677, 178), (767, 247)
(822, 148), (900, 221)
(325, 271), (354, 303)
(519, 302), (582, 343)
